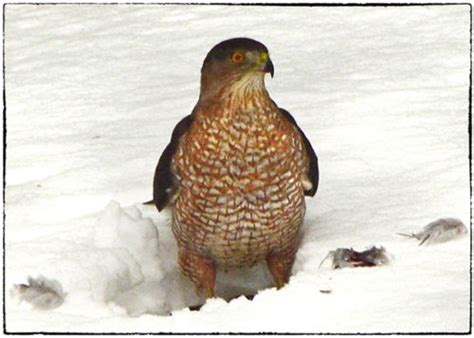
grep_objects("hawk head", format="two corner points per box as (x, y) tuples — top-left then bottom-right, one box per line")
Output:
(200, 38), (274, 101)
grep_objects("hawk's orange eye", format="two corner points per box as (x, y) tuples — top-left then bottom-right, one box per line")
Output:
(231, 52), (245, 64)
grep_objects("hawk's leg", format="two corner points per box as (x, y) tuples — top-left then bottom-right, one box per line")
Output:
(178, 247), (216, 298)
(266, 250), (296, 289)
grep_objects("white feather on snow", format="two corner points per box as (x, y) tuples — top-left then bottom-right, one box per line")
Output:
(4, 4), (471, 333)
(11, 275), (66, 310)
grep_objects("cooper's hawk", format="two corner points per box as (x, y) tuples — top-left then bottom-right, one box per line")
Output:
(153, 38), (318, 298)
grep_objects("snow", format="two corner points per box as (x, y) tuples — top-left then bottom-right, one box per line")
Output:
(4, 4), (471, 334)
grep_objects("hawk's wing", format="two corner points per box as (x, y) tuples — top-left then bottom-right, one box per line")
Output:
(153, 113), (194, 211)
(279, 108), (319, 197)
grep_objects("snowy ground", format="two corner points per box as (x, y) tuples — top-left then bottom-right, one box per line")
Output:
(4, 4), (471, 333)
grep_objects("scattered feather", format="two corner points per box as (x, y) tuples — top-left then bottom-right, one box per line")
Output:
(11, 275), (66, 310)
(320, 246), (390, 269)
(398, 218), (467, 246)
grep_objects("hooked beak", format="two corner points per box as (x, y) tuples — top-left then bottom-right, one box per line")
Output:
(261, 58), (274, 78)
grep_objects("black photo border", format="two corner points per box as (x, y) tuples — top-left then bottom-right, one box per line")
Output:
(2, 1), (472, 335)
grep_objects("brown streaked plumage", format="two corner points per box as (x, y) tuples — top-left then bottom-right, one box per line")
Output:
(153, 37), (319, 298)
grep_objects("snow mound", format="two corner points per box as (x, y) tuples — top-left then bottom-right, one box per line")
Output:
(93, 201), (161, 280)
(93, 201), (201, 316)
(7, 201), (200, 318)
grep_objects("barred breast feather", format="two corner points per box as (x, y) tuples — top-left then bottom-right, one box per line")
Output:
(163, 94), (315, 268)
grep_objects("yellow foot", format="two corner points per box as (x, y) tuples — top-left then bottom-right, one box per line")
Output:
(275, 278), (286, 289)
(266, 251), (293, 290)
(206, 287), (215, 298)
